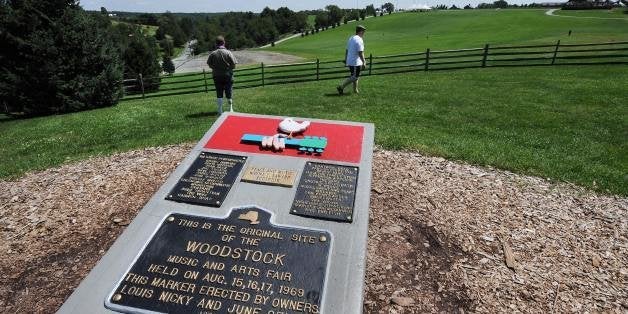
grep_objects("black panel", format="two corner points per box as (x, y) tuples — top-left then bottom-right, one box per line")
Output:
(291, 162), (359, 223)
(166, 152), (246, 207)
(107, 207), (330, 313)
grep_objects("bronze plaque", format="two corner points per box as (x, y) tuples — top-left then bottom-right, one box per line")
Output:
(166, 152), (246, 207)
(241, 166), (297, 187)
(291, 162), (359, 223)
(106, 207), (330, 314)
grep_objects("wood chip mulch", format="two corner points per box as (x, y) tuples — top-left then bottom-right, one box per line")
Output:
(0, 144), (626, 313)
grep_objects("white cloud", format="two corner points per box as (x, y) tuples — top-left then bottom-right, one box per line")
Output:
(408, 3), (433, 9)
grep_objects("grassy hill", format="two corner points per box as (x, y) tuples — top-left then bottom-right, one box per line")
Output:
(2, 9), (626, 195)
(265, 9), (628, 59)
(1, 65), (626, 195)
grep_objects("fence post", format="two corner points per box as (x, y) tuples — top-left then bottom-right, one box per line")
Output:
(482, 44), (489, 68)
(261, 63), (265, 87)
(368, 53), (373, 76)
(202, 69), (208, 93)
(551, 40), (561, 65)
(138, 73), (145, 99)
(316, 58), (320, 81)
(424, 48), (430, 71)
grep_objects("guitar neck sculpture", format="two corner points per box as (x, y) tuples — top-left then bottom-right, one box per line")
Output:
(241, 134), (328, 154)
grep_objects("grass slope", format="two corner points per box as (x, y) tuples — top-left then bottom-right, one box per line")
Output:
(1, 65), (626, 195)
(266, 9), (628, 59)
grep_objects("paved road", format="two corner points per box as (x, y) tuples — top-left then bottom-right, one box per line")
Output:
(173, 49), (303, 74)
(172, 40), (196, 71)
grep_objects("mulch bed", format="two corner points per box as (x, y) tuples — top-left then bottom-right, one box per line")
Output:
(1, 144), (626, 313)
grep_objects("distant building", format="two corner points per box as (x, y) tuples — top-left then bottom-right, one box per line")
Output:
(562, 0), (615, 9)
(538, 2), (566, 7)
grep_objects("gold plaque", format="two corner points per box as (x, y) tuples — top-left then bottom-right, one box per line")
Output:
(241, 166), (297, 187)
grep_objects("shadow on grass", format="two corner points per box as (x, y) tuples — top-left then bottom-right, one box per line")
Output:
(0, 114), (17, 123)
(185, 111), (220, 119)
(323, 93), (352, 97)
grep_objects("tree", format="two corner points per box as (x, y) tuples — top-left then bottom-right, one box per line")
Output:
(161, 55), (175, 75)
(493, 0), (509, 8)
(121, 29), (161, 80)
(382, 2), (395, 14)
(347, 9), (360, 21)
(464, 4), (474, 9)
(160, 38), (174, 57)
(275, 7), (296, 34)
(156, 12), (186, 46)
(450, 4), (461, 9)
(314, 12), (329, 29)
(0, 0), (123, 117)
(100, 6), (108, 15)
(136, 13), (159, 26)
(292, 12), (308, 32)
(366, 4), (377, 17)
(179, 17), (195, 39)
(325, 5), (344, 25)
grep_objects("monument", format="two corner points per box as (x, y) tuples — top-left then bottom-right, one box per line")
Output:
(59, 113), (374, 313)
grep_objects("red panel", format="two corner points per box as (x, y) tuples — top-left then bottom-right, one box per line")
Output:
(204, 115), (364, 164)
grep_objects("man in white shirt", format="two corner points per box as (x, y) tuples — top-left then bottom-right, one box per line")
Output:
(337, 25), (366, 95)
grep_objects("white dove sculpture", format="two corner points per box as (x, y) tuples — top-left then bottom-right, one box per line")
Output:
(278, 118), (310, 138)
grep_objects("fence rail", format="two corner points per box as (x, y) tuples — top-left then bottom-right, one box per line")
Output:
(121, 40), (628, 101)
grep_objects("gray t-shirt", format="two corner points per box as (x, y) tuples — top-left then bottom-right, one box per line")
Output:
(207, 47), (237, 78)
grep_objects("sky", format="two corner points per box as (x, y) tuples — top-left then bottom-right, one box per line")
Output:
(80, 0), (536, 13)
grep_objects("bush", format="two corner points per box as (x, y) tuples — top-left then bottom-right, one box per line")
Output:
(0, 1), (123, 117)
(161, 56), (175, 75)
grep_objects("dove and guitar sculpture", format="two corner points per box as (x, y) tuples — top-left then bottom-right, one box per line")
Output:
(240, 117), (328, 154)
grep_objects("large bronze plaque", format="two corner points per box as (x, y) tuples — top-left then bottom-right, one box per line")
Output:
(241, 166), (297, 187)
(106, 207), (330, 314)
(166, 152), (246, 207)
(291, 162), (359, 223)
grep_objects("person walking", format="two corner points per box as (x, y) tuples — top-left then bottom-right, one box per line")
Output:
(337, 25), (366, 95)
(207, 35), (237, 114)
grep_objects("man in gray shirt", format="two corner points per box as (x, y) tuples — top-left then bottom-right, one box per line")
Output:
(207, 35), (237, 114)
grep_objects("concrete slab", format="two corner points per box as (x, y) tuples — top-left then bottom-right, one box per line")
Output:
(59, 112), (374, 314)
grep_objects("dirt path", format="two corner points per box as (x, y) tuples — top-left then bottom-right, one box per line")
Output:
(1, 144), (626, 313)
(174, 50), (303, 73)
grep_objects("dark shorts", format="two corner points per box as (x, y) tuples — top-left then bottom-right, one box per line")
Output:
(349, 66), (361, 78)
(213, 76), (233, 99)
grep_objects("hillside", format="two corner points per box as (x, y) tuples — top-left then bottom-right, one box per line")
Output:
(265, 9), (628, 59)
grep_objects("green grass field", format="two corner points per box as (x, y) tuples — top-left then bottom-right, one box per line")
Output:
(1, 65), (626, 195)
(2, 9), (626, 196)
(266, 9), (628, 59)
(111, 20), (158, 36)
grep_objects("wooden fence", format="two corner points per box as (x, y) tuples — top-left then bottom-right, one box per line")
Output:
(121, 40), (628, 100)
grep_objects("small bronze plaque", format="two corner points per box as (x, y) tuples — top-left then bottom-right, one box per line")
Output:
(106, 207), (330, 314)
(241, 166), (297, 187)
(291, 162), (359, 222)
(166, 152), (246, 207)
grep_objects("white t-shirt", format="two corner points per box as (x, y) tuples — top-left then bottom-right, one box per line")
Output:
(346, 35), (365, 66)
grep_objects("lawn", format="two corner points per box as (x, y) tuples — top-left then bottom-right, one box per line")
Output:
(266, 9), (628, 60)
(1, 65), (626, 195)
